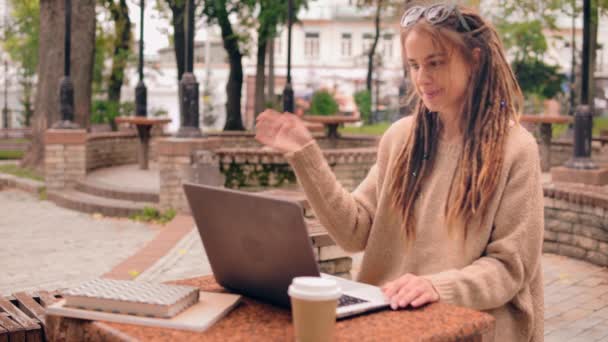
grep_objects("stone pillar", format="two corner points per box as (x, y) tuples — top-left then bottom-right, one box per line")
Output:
(45, 129), (87, 190)
(157, 137), (222, 213)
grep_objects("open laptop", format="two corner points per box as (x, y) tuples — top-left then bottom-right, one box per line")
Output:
(182, 183), (390, 319)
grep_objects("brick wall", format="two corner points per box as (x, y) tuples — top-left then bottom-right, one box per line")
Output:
(157, 135), (379, 214)
(543, 183), (608, 266)
(86, 131), (159, 171)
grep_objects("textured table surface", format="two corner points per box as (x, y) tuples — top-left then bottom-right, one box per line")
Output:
(46, 275), (495, 341)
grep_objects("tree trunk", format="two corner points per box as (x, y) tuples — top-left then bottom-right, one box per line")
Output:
(21, 0), (95, 170)
(217, 7), (244, 131)
(254, 38), (268, 118)
(366, 0), (382, 92)
(169, 2), (186, 81)
(71, 0), (96, 129)
(267, 38), (275, 107)
(107, 0), (132, 104)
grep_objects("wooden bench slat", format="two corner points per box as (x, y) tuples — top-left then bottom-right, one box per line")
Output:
(0, 312), (25, 342)
(12, 293), (46, 326)
(0, 298), (40, 330)
(35, 292), (60, 308)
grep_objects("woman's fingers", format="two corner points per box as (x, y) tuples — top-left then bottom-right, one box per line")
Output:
(410, 292), (433, 308)
(396, 287), (423, 308)
(383, 275), (439, 310)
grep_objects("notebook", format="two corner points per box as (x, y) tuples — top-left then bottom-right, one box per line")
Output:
(60, 278), (200, 318)
(46, 279), (242, 332)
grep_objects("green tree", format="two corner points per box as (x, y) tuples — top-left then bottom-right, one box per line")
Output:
(201, 0), (256, 131)
(156, 0), (186, 81)
(357, 0), (405, 93)
(495, 0), (608, 108)
(3, 0), (40, 127)
(102, 0), (133, 104)
(253, 0), (307, 117)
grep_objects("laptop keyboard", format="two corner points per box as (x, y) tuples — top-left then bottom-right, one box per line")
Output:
(338, 294), (368, 307)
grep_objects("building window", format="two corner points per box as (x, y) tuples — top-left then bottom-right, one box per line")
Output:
(305, 32), (320, 58)
(383, 33), (394, 58)
(362, 33), (374, 54)
(341, 33), (352, 57)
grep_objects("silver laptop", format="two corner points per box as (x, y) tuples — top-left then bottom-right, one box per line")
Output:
(183, 183), (389, 319)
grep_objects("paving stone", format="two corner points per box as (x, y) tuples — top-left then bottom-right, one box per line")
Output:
(0, 189), (157, 296)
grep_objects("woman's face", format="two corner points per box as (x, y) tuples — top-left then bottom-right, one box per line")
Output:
(404, 29), (471, 117)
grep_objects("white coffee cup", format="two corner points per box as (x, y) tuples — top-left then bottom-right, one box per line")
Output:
(288, 277), (341, 342)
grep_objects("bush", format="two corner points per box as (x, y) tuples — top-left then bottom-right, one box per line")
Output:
(309, 90), (339, 116)
(354, 90), (372, 123)
(91, 100), (120, 130)
(512, 59), (565, 100)
(91, 100), (136, 131)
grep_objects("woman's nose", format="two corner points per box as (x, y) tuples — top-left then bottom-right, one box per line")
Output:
(416, 67), (433, 85)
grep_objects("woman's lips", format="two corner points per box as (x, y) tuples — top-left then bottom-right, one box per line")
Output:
(423, 89), (442, 100)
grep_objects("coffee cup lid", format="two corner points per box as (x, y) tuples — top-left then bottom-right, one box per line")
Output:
(288, 277), (341, 301)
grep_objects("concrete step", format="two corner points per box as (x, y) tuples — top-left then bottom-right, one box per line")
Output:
(48, 189), (155, 218)
(75, 179), (159, 203)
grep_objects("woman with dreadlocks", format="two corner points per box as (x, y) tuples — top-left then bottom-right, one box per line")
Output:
(255, 3), (543, 341)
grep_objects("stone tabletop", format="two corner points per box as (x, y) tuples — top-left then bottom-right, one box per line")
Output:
(46, 276), (495, 341)
(114, 117), (171, 126)
(520, 115), (572, 124)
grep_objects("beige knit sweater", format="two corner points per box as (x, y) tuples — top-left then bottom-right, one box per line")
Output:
(285, 116), (544, 342)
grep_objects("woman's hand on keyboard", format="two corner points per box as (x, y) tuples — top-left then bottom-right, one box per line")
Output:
(381, 273), (440, 310)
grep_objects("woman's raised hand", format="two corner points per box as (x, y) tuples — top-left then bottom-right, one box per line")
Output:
(255, 109), (314, 154)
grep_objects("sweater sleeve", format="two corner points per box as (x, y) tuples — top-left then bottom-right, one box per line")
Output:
(422, 139), (544, 311)
(284, 140), (381, 253)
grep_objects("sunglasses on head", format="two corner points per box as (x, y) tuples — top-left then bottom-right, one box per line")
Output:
(400, 3), (472, 32)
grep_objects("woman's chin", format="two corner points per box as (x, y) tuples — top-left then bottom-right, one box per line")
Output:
(422, 101), (443, 113)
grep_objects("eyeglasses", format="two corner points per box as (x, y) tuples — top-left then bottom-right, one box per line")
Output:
(400, 3), (472, 32)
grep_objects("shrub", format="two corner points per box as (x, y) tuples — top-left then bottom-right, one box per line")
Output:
(309, 90), (339, 116)
(354, 90), (372, 123)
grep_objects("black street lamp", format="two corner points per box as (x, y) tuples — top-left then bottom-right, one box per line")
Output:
(569, 0), (576, 117)
(282, 0), (294, 113)
(565, 0), (595, 169)
(53, 0), (78, 129)
(135, 0), (147, 117)
(177, 0), (202, 137)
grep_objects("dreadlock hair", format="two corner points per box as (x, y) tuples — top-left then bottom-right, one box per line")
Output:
(391, 5), (523, 245)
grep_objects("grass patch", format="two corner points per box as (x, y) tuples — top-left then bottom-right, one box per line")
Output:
(340, 122), (391, 136)
(0, 164), (43, 181)
(130, 207), (176, 225)
(38, 187), (47, 201)
(0, 150), (24, 160)
(0, 138), (30, 144)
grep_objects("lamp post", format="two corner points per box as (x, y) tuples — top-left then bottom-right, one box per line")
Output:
(177, 0), (201, 137)
(565, 0), (594, 169)
(282, 0), (294, 113)
(53, 0), (78, 129)
(135, 0), (147, 117)
(569, 0), (576, 117)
